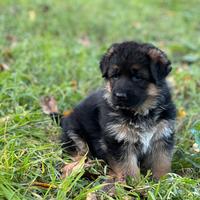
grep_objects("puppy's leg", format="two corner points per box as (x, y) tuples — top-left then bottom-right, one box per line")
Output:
(109, 154), (140, 179)
(101, 166), (124, 196)
(142, 139), (173, 179)
(61, 130), (89, 178)
(151, 151), (172, 180)
(103, 154), (140, 195)
(61, 130), (88, 156)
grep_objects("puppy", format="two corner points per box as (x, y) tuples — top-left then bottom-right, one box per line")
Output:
(42, 41), (176, 180)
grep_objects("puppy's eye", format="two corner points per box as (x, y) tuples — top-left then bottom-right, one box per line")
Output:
(132, 75), (142, 81)
(111, 74), (120, 80)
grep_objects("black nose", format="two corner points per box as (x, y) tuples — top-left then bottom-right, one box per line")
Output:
(114, 92), (127, 100)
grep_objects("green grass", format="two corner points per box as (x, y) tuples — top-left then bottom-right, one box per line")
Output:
(0, 0), (200, 199)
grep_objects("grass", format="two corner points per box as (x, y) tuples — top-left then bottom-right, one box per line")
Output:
(0, 0), (200, 199)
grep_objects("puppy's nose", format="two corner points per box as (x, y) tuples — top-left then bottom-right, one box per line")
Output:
(114, 92), (127, 100)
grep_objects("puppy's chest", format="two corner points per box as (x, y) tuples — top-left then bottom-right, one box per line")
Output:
(105, 119), (155, 153)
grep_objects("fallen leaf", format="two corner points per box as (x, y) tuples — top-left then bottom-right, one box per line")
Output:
(177, 107), (187, 119)
(6, 34), (17, 42)
(61, 161), (80, 178)
(3, 48), (13, 61)
(70, 80), (78, 90)
(78, 36), (91, 47)
(40, 96), (58, 114)
(6, 35), (17, 48)
(0, 63), (9, 71)
(61, 156), (87, 178)
(29, 10), (36, 21)
(32, 181), (57, 189)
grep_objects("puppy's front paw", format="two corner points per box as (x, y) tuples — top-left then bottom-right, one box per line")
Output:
(101, 176), (126, 197)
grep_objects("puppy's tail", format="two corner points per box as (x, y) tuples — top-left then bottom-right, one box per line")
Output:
(40, 96), (63, 125)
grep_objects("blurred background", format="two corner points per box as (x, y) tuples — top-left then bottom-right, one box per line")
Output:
(0, 0), (199, 199)
(0, 0), (199, 111)
(0, 0), (200, 109)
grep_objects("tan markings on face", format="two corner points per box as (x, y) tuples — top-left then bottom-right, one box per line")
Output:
(147, 83), (159, 96)
(131, 64), (141, 70)
(136, 98), (155, 115)
(131, 65), (150, 79)
(112, 64), (119, 70)
(148, 48), (168, 65)
(108, 65), (119, 79)
(135, 83), (159, 115)
(103, 89), (113, 107)
(106, 81), (112, 93)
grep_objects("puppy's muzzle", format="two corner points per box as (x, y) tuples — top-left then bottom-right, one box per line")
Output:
(114, 92), (128, 101)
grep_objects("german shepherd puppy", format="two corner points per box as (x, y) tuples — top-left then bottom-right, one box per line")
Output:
(42, 41), (176, 180)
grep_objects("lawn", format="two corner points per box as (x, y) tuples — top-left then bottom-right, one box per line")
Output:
(0, 0), (200, 199)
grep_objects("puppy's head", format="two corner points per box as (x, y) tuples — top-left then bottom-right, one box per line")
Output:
(100, 41), (171, 112)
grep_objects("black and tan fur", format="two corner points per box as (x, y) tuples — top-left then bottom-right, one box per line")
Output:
(42, 41), (176, 180)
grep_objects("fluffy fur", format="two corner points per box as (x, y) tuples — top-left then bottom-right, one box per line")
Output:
(44, 41), (176, 180)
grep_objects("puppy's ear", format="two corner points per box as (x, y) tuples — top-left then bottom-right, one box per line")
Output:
(147, 47), (172, 83)
(100, 43), (118, 78)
